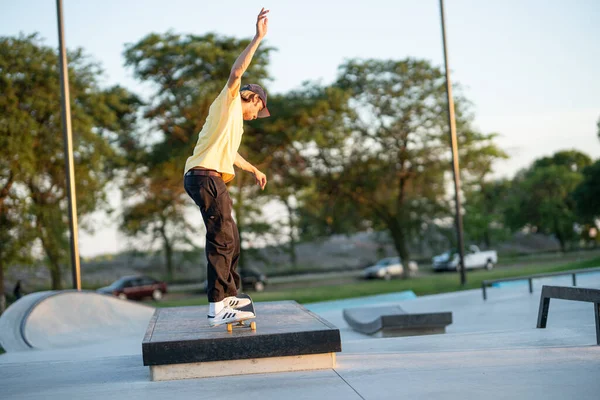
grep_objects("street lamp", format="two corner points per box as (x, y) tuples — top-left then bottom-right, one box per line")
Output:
(439, 0), (467, 285)
(56, 0), (81, 290)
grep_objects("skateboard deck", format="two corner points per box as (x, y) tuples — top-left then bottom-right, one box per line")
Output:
(226, 293), (256, 333)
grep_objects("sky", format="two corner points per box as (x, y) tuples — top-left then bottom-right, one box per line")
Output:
(2, 0), (599, 256)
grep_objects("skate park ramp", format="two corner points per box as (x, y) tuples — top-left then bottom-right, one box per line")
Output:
(0, 290), (154, 351)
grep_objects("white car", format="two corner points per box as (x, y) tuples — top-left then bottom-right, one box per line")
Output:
(432, 245), (498, 272)
(363, 257), (419, 280)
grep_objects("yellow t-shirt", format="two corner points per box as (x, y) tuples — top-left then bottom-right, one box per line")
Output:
(184, 84), (243, 183)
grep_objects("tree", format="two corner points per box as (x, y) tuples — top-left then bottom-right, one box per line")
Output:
(572, 159), (600, 225)
(0, 34), (139, 290)
(122, 33), (273, 279)
(305, 59), (506, 277)
(532, 150), (592, 172)
(0, 196), (35, 313)
(251, 84), (355, 265)
(505, 151), (592, 252)
(463, 179), (512, 248)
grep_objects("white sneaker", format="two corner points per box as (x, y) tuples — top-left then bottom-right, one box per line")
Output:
(208, 306), (255, 327)
(223, 295), (252, 309)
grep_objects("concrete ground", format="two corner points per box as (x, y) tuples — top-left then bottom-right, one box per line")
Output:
(1, 273), (600, 399)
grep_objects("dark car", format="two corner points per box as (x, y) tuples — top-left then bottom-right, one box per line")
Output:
(202, 267), (268, 292)
(241, 267), (268, 292)
(97, 275), (167, 301)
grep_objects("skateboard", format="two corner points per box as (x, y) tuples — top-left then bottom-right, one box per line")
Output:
(226, 293), (256, 333)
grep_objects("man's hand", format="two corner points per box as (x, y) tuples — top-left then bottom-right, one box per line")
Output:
(235, 153), (267, 189)
(254, 169), (267, 190)
(256, 8), (269, 39)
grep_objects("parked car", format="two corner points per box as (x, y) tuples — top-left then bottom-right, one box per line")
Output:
(241, 267), (268, 292)
(202, 267), (268, 292)
(432, 245), (498, 272)
(97, 275), (167, 301)
(362, 257), (419, 280)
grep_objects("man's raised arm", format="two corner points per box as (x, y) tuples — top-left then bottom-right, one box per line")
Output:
(227, 8), (269, 95)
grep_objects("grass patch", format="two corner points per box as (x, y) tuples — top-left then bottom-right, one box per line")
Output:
(0, 345), (5, 355)
(155, 256), (600, 308)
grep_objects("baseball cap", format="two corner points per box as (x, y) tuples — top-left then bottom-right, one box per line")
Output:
(241, 84), (270, 118)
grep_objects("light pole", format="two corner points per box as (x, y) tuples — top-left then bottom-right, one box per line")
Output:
(56, 0), (82, 290)
(439, 0), (467, 285)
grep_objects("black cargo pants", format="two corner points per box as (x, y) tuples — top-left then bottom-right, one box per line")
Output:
(184, 174), (241, 302)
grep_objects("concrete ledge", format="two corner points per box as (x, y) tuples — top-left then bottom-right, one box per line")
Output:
(150, 352), (336, 381)
(143, 301), (341, 373)
(376, 327), (447, 338)
(343, 306), (452, 336)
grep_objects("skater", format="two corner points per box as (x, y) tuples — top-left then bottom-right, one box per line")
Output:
(183, 8), (270, 327)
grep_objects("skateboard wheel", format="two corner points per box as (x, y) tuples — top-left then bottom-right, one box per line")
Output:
(227, 324), (233, 333)
(250, 321), (256, 330)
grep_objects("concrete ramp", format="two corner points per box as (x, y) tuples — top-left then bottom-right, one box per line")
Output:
(0, 290), (154, 351)
(343, 305), (452, 336)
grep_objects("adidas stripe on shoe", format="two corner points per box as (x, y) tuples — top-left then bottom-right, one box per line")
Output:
(223, 295), (252, 309)
(208, 306), (255, 327)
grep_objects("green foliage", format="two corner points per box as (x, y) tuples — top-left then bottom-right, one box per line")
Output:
(300, 58), (506, 272)
(532, 150), (592, 172)
(254, 84), (359, 243)
(572, 159), (600, 224)
(505, 151), (592, 251)
(0, 34), (139, 289)
(463, 179), (512, 247)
